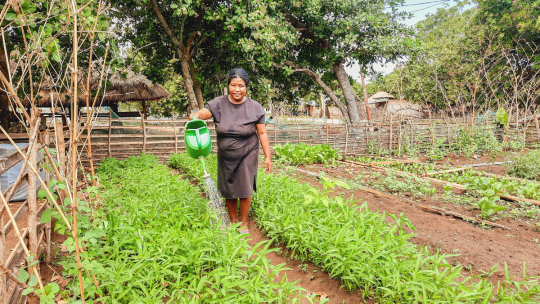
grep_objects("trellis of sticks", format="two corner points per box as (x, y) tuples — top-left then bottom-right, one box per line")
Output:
(0, 0), (112, 302)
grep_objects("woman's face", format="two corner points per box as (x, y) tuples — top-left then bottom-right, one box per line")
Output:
(228, 77), (247, 102)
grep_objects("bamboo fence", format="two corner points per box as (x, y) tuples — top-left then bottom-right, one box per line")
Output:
(70, 115), (540, 164)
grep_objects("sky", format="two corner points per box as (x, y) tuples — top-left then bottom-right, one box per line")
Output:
(344, 0), (475, 82)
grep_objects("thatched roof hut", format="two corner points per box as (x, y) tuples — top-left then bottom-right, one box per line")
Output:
(368, 91), (395, 104)
(23, 69), (169, 107)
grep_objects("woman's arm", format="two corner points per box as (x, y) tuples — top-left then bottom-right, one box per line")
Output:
(256, 124), (272, 173)
(189, 108), (212, 120)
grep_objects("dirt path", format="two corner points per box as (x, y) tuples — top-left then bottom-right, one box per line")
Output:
(245, 220), (368, 303)
(293, 164), (540, 281)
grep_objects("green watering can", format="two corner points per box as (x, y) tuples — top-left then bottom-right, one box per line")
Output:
(184, 119), (212, 159)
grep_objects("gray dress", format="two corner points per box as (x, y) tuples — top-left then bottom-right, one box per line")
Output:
(204, 95), (266, 199)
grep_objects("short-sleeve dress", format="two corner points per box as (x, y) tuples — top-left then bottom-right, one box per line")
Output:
(204, 95), (266, 199)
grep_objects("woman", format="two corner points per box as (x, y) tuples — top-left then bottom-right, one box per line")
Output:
(189, 68), (272, 234)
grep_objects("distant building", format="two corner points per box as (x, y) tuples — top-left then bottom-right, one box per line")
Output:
(366, 92), (424, 118)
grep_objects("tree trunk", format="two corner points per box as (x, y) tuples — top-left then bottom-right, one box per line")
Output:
(179, 58), (199, 110)
(333, 61), (360, 125)
(285, 61), (349, 120)
(189, 58), (204, 109)
(149, 0), (200, 110)
(0, 42), (10, 130)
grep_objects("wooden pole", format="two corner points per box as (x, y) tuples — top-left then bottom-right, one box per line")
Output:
(343, 124), (349, 159)
(389, 115), (393, 151)
(534, 106), (540, 143)
(297, 122), (301, 144)
(172, 111), (178, 153)
(43, 131), (52, 264)
(360, 72), (371, 121)
(55, 120), (67, 176)
(429, 111), (435, 150)
(398, 119), (402, 155)
(142, 114), (146, 152)
(364, 120), (369, 153)
(108, 109), (112, 157)
(27, 108), (39, 287)
(142, 100), (148, 120)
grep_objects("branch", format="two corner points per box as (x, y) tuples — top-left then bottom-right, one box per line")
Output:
(149, 0), (183, 49)
(185, 31), (200, 59)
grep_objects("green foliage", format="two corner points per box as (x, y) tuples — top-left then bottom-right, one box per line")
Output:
(273, 143), (341, 165)
(59, 153), (304, 302)
(507, 150), (540, 181)
(439, 169), (540, 201)
(479, 197), (507, 219)
(496, 107), (509, 127)
(170, 152), (540, 302)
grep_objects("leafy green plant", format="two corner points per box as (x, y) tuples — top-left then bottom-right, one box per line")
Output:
(507, 150), (540, 181)
(479, 197), (507, 219)
(170, 152), (540, 303)
(273, 143), (341, 165)
(57, 153), (306, 302)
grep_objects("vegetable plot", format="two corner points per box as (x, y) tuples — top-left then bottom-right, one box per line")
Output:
(58, 154), (304, 303)
(273, 143), (341, 165)
(169, 152), (540, 303)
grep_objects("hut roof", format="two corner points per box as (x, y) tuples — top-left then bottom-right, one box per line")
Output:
(23, 68), (169, 107)
(367, 91), (395, 103)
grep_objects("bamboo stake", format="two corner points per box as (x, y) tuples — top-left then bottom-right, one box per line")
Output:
(427, 167), (470, 176)
(69, 0), (86, 301)
(0, 184), (4, 302)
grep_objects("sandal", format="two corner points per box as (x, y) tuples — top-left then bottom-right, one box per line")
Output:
(239, 227), (249, 235)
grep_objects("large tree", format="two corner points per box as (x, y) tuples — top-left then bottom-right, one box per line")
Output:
(280, 0), (412, 124)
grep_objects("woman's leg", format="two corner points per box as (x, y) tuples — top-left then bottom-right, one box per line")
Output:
(226, 199), (239, 224)
(239, 197), (252, 228)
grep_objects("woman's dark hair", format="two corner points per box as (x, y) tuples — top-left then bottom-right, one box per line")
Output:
(227, 68), (250, 87)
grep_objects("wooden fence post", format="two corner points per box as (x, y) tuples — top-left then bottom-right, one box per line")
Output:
(534, 107), (540, 143)
(172, 111), (178, 154)
(364, 120), (369, 153)
(142, 115), (146, 152)
(389, 115), (393, 151)
(108, 109), (112, 157)
(297, 123), (301, 144)
(55, 120), (67, 176)
(27, 108), (40, 304)
(44, 131), (52, 264)
(344, 125), (349, 159)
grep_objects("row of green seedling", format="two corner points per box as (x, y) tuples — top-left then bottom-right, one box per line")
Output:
(56, 154), (307, 303)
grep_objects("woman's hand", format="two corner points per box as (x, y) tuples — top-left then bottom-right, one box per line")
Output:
(188, 113), (198, 120)
(264, 156), (272, 173)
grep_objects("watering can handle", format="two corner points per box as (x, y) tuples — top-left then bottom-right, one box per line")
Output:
(194, 129), (203, 150)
